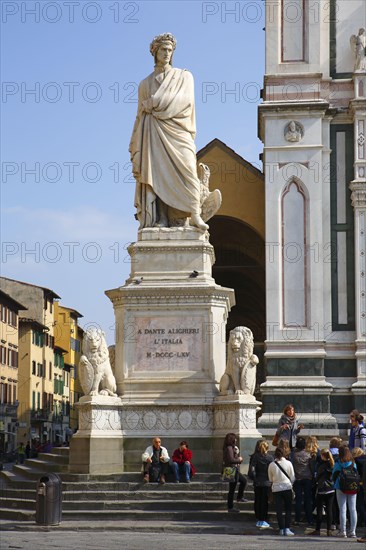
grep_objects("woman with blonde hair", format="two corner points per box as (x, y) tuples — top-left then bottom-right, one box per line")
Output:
(306, 436), (320, 459)
(248, 439), (274, 528)
(309, 449), (335, 537)
(332, 446), (359, 538)
(305, 435), (321, 511)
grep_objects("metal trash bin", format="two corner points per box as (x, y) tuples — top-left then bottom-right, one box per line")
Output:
(35, 473), (62, 525)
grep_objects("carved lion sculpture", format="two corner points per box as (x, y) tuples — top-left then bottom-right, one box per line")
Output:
(79, 328), (117, 397)
(219, 326), (259, 397)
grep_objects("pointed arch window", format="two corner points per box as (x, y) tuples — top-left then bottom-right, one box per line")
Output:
(281, 180), (308, 327)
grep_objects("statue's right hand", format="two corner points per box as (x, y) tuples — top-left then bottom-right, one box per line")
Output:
(142, 98), (154, 113)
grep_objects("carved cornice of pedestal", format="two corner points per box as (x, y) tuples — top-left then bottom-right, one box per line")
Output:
(128, 242), (216, 258)
(350, 181), (366, 208)
(105, 285), (235, 308)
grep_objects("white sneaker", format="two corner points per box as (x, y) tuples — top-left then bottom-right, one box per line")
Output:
(261, 521), (270, 528)
(284, 528), (295, 536)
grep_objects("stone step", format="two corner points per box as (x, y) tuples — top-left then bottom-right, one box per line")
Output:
(62, 499), (232, 511)
(0, 470), (37, 488)
(37, 452), (69, 465)
(61, 481), (240, 492)
(23, 458), (69, 473)
(0, 488), (36, 500)
(59, 472), (222, 483)
(63, 490), (228, 501)
(51, 446), (70, 457)
(0, 498), (35, 511)
(0, 508), (34, 521)
(60, 509), (263, 522)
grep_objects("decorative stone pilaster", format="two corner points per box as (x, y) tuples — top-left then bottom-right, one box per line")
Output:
(350, 82), (366, 402)
(350, 183), (366, 401)
(213, 394), (262, 463)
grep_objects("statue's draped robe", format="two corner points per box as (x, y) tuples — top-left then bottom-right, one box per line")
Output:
(129, 67), (201, 228)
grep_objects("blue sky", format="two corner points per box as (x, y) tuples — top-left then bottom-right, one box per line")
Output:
(1, 0), (265, 343)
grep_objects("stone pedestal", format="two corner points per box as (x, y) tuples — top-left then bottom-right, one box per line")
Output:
(69, 227), (264, 474)
(69, 396), (123, 474)
(213, 394), (262, 464)
(105, 227), (235, 403)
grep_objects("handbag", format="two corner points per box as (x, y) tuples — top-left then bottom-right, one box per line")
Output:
(275, 461), (295, 499)
(221, 466), (237, 482)
(272, 433), (279, 446)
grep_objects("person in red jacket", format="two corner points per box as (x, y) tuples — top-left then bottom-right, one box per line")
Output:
(172, 441), (196, 483)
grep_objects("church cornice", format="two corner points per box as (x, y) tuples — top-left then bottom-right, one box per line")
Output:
(350, 182), (366, 208)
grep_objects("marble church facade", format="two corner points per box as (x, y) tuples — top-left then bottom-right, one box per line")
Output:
(258, 0), (366, 437)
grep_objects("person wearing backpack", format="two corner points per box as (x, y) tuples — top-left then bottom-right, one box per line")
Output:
(332, 446), (360, 538)
(308, 448), (335, 537)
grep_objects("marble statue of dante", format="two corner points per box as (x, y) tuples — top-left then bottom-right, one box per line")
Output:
(129, 33), (209, 231)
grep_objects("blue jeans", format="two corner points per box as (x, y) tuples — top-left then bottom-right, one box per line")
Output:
(336, 489), (357, 534)
(294, 478), (313, 524)
(172, 461), (190, 481)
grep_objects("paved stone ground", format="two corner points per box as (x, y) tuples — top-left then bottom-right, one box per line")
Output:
(1, 524), (365, 550)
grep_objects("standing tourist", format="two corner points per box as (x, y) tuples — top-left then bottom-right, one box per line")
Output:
(16, 442), (25, 465)
(248, 439), (274, 528)
(332, 446), (359, 538)
(222, 433), (247, 513)
(353, 414), (366, 452)
(352, 447), (366, 532)
(275, 404), (304, 450)
(268, 447), (296, 536)
(291, 436), (314, 527)
(309, 449), (335, 537)
(349, 409), (364, 450)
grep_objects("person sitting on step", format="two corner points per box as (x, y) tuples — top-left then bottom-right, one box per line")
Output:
(171, 440), (196, 483)
(142, 437), (170, 484)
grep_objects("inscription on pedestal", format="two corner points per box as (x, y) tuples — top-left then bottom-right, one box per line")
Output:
(132, 316), (204, 371)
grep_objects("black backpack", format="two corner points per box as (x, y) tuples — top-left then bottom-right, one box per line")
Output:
(339, 465), (360, 493)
